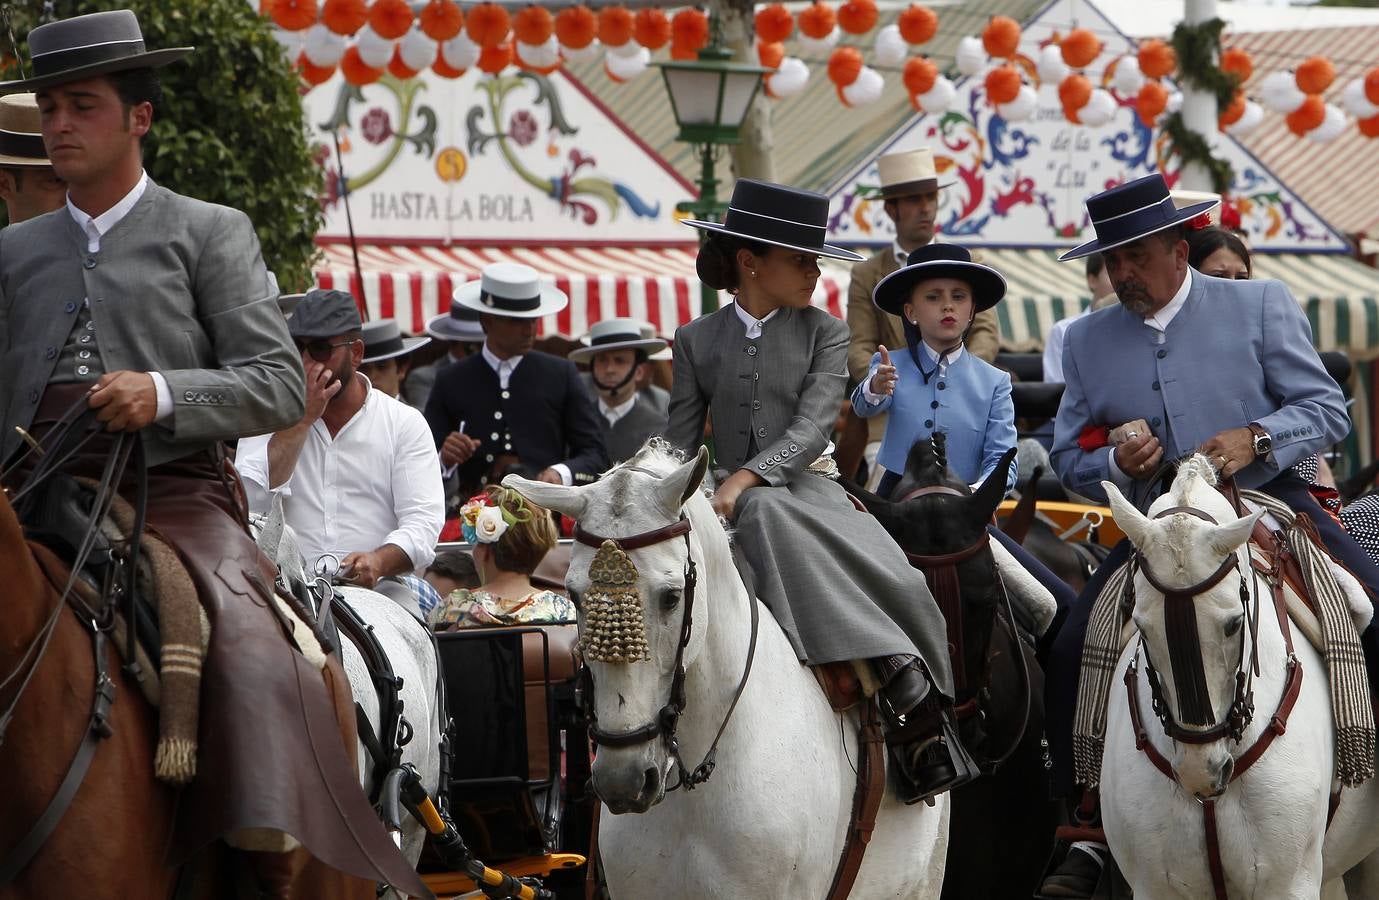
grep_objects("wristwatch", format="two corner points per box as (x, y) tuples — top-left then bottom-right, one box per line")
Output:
(1248, 423), (1272, 458)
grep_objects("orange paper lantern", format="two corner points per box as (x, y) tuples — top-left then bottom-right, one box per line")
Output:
(466, 3), (511, 49)
(1359, 113), (1379, 138)
(755, 4), (794, 44)
(340, 45), (383, 85)
(296, 52), (335, 86)
(671, 8), (709, 53)
(432, 45), (466, 78)
(985, 64), (1022, 105)
(1366, 67), (1379, 105)
(634, 8), (671, 49)
(555, 6), (597, 49)
(478, 42), (513, 74)
(1137, 39), (1175, 79)
(1285, 94), (1325, 135)
(798, 2), (836, 40)
(322, 0), (368, 36)
(897, 4), (937, 45)
(903, 56), (937, 95)
(513, 6), (555, 45)
(1136, 80), (1168, 121)
(981, 16), (1021, 59)
(1064, 104), (1081, 124)
(757, 41), (784, 70)
(420, 1), (463, 41)
(1220, 47), (1252, 84)
(837, 0), (878, 36)
(1218, 90), (1246, 128)
(1295, 56), (1335, 95)
(1058, 73), (1091, 111)
(270, 0), (318, 31)
(1060, 28), (1101, 69)
(387, 45), (418, 79)
(598, 7), (635, 47)
(368, 0), (413, 40)
(827, 46), (863, 86)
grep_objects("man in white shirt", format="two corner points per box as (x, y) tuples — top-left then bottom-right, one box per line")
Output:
(570, 318), (669, 463)
(1041, 252), (1116, 383)
(237, 289), (445, 613)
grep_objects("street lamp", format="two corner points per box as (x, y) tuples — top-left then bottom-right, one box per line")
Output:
(654, 28), (768, 314)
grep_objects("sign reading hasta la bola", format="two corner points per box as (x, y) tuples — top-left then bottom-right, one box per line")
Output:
(304, 68), (695, 245)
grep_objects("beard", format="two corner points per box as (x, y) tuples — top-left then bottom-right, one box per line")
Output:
(331, 360), (355, 391)
(1115, 280), (1156, 317)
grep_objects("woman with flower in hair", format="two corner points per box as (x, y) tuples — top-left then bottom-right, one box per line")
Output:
(429, 486), (575, 628)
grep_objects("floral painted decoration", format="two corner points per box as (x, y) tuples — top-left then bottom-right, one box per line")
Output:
(458, 489), (532, 544)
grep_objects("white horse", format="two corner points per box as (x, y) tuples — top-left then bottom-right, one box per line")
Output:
(250, 503), (443, 899)
(506, 443), (949, 899)
(1101, 455), (1379, 898)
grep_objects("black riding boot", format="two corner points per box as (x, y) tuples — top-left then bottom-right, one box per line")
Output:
(874, 656), (980, 804)
(1036, 791), (1108, 899)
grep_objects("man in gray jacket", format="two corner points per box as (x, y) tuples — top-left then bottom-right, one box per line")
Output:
(0, 10), (422, 897)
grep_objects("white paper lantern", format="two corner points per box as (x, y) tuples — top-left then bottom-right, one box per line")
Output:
(955, 36), (986, 77)
(1342, 78), (1379, 120)
(399, 28), (436, 72)
(272, 27), (306, 60)
(767, 56), (809, 98)
(1226, 100), (1264, 137)
(796, 26), (838, 56)
(1309, 103), (1348, 143)
(304, 23), (346, 68)
(997, 84), (1038, 122)
(873, 25), (906, 69)
(442, 31), (482, 70)
(918, 75), (956, 114)
(605, 46), (650, 81)
(355, 27), (394, 70)
(1037, 44), (1067, 84)
(561, 40), (602, 63)
(841, 66), (884, 107)
(1166, 89), (1183, 114)
(607, 39), (643, 59)
(517, 36), (561, 71)
(1259, 70), (1305, 114)
(1077, 88), (1116, 126)
(1112, 56), (1144, 96)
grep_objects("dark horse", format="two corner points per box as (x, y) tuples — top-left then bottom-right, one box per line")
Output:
(849, 437), (1057, 899)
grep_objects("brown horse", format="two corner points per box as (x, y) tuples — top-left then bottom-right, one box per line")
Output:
(0, 486), (377, 899)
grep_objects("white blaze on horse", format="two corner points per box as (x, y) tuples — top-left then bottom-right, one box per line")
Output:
(506, 443), (949, 899)
(1100, 455), (1379, 898)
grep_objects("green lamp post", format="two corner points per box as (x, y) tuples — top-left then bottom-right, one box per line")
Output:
(654, 26), (768, 315)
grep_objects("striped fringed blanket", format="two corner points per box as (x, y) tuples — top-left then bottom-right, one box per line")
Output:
(1072, 494), (1375, 789)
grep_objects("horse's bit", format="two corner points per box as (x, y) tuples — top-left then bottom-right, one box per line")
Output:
(572, 511), (759, 792)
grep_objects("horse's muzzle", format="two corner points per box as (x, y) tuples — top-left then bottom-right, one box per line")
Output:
(592, 757), (666, 814)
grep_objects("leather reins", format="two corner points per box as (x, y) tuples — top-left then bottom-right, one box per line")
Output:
(573, 512), (759, 792)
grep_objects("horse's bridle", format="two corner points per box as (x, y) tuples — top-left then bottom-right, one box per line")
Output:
(572, 509), (759, 791)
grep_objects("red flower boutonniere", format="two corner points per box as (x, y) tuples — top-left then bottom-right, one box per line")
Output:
(1078, 425), (1111, 452)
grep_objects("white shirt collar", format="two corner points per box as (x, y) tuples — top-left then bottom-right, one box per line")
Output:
(919, 340), (964, 370)
(894, 241), (911, 267)
(1144, 267), (1193, 333)
(67, 170), (148, 253)
(599, 394), (637, 424)
(733, 301), (779, 340)
(482, 342), (524, 382)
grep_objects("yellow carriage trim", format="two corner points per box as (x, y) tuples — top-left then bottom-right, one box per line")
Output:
(997, 500), (1125, 548)
(424, 853), (588, 898)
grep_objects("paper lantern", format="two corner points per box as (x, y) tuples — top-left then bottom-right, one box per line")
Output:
(296, 53), (335, 86)
(432, 44), (466, 77)
(442, 31), (481, 69)
(1359, 114), (1379, 138)
(1343, 78), (1379, 120)
(1308, 102), (1347, 143)
(837, 0), (878, 36)
(1218, 90), (1246, 128)
(755, 3), (794, 43)
(1295, 56), (1335, 95)
(387, 46), (418, 79)
(798, 2), (836, 40)
(1226, 100), (1263, 137)
(1058, 73), (1091, 111)
(355, 27), (394, 69)
(897, 4), (937, 46)
(757, 40), (784, 70)
(1260, 70), (1306, 114)
(516, 36), (561, 73)
(916, 75), (955, 114)
(766, 57), (809, 99)
(827, 46), (863, 87)
(598, 7), (635, 47)
(1136, 80), (1167, 122)
(1061, 28), (1101, 69)
(985, 64), (1021, 105)
(478, 42), (513, 74)
(1220, 47), (1252, 84)
(981, 16), (1020, 59)
(903, 56), (937, 95)
(1367, 67), (1379, 105)
(955, 35), (986, 77)
(304, 22), (346, 67)
(269, 0), (317, 31)
(604, 45), (649, 82)
(322, 0), (368, 36)
(1112, 55), (1144, 96)
(1136, 38), (1175, 79)
(839, 66), (883, 107)
(796, 27), (838, 55)
(1036, 44), (1067, 84)
(341, 45), (383, 84)
(369, 0), (413, 40)
(1166, 89), (1182, 114)
(1078, 88), (1115, 127)
(466, 3), (511, 49)
(272, 26), (307, 60)
(399, 27), (436, 71)
(1285, 94), (1325, 135)
(874, 25), (905, 68)
(556, 6), (597, 49)
(670, 9), (709, 54)
(997, 84), (1037, 122)
(1064, 105), (1081, 125)
(634, 9), (671, 49)
(564, 40), (602, 63)
(513, 6), (554, 46)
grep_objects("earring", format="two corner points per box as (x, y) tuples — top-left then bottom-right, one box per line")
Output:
(750, 271), (757, 278)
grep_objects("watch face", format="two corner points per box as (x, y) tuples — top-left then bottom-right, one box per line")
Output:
(1255, 434), (1273, 454)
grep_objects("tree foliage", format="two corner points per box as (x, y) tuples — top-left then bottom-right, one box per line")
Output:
(3, 0), (324, 290)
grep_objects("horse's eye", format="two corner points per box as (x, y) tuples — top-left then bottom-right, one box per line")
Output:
(1224, 614), (1243, 637)
(660, 588), (682, 612)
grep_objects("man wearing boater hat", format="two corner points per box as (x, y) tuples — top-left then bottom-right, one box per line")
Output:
(843, 148), (1000, 484)
(569, 317), (669, 463)
(0, 10), (423, 896)
(1037, 172), (1378, 898)
(423, 261), (607, 495)
(0, 92), (65, 223)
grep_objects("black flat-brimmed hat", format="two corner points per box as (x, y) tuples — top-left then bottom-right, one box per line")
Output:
(683, 178), (865, 262)
(1058, 172), (1220, 261)
(0, 10), (192, 94)
(873, 243), (1007, 316)
(361, 319), (429, 363)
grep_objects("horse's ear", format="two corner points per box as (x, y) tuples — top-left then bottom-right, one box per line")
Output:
(847, 482), (899, 531)
(655, 446), (710, 512)
(1209, 509), (1264, 557)
(1103, 480), (1152, 549)
(969, 446), (1018, 521)
(503, 474), (589, 521)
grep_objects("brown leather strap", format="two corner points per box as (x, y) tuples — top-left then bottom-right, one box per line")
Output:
(903, 529), (992, 568)
(1124, 658), (1175, 781)
(573, 517), (691, 551)
(584, 803), (601, 900)
(1202, 798), (1228, 900)
(1232, 657), (1302, 778)
(920, 562), (966, 693)
(898, 484), (965, 502)
(825, 698), (886, 900)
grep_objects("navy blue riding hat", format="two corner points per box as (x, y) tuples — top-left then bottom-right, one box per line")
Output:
(682, 179), (865, 262)
(872, 243), (1007, 316)
(1058, 172), (1219, 261)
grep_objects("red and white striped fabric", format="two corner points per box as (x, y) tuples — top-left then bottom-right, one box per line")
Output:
(313, 243), (850, 337)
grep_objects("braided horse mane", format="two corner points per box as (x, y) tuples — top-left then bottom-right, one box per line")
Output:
(890, 431), (969, 501)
